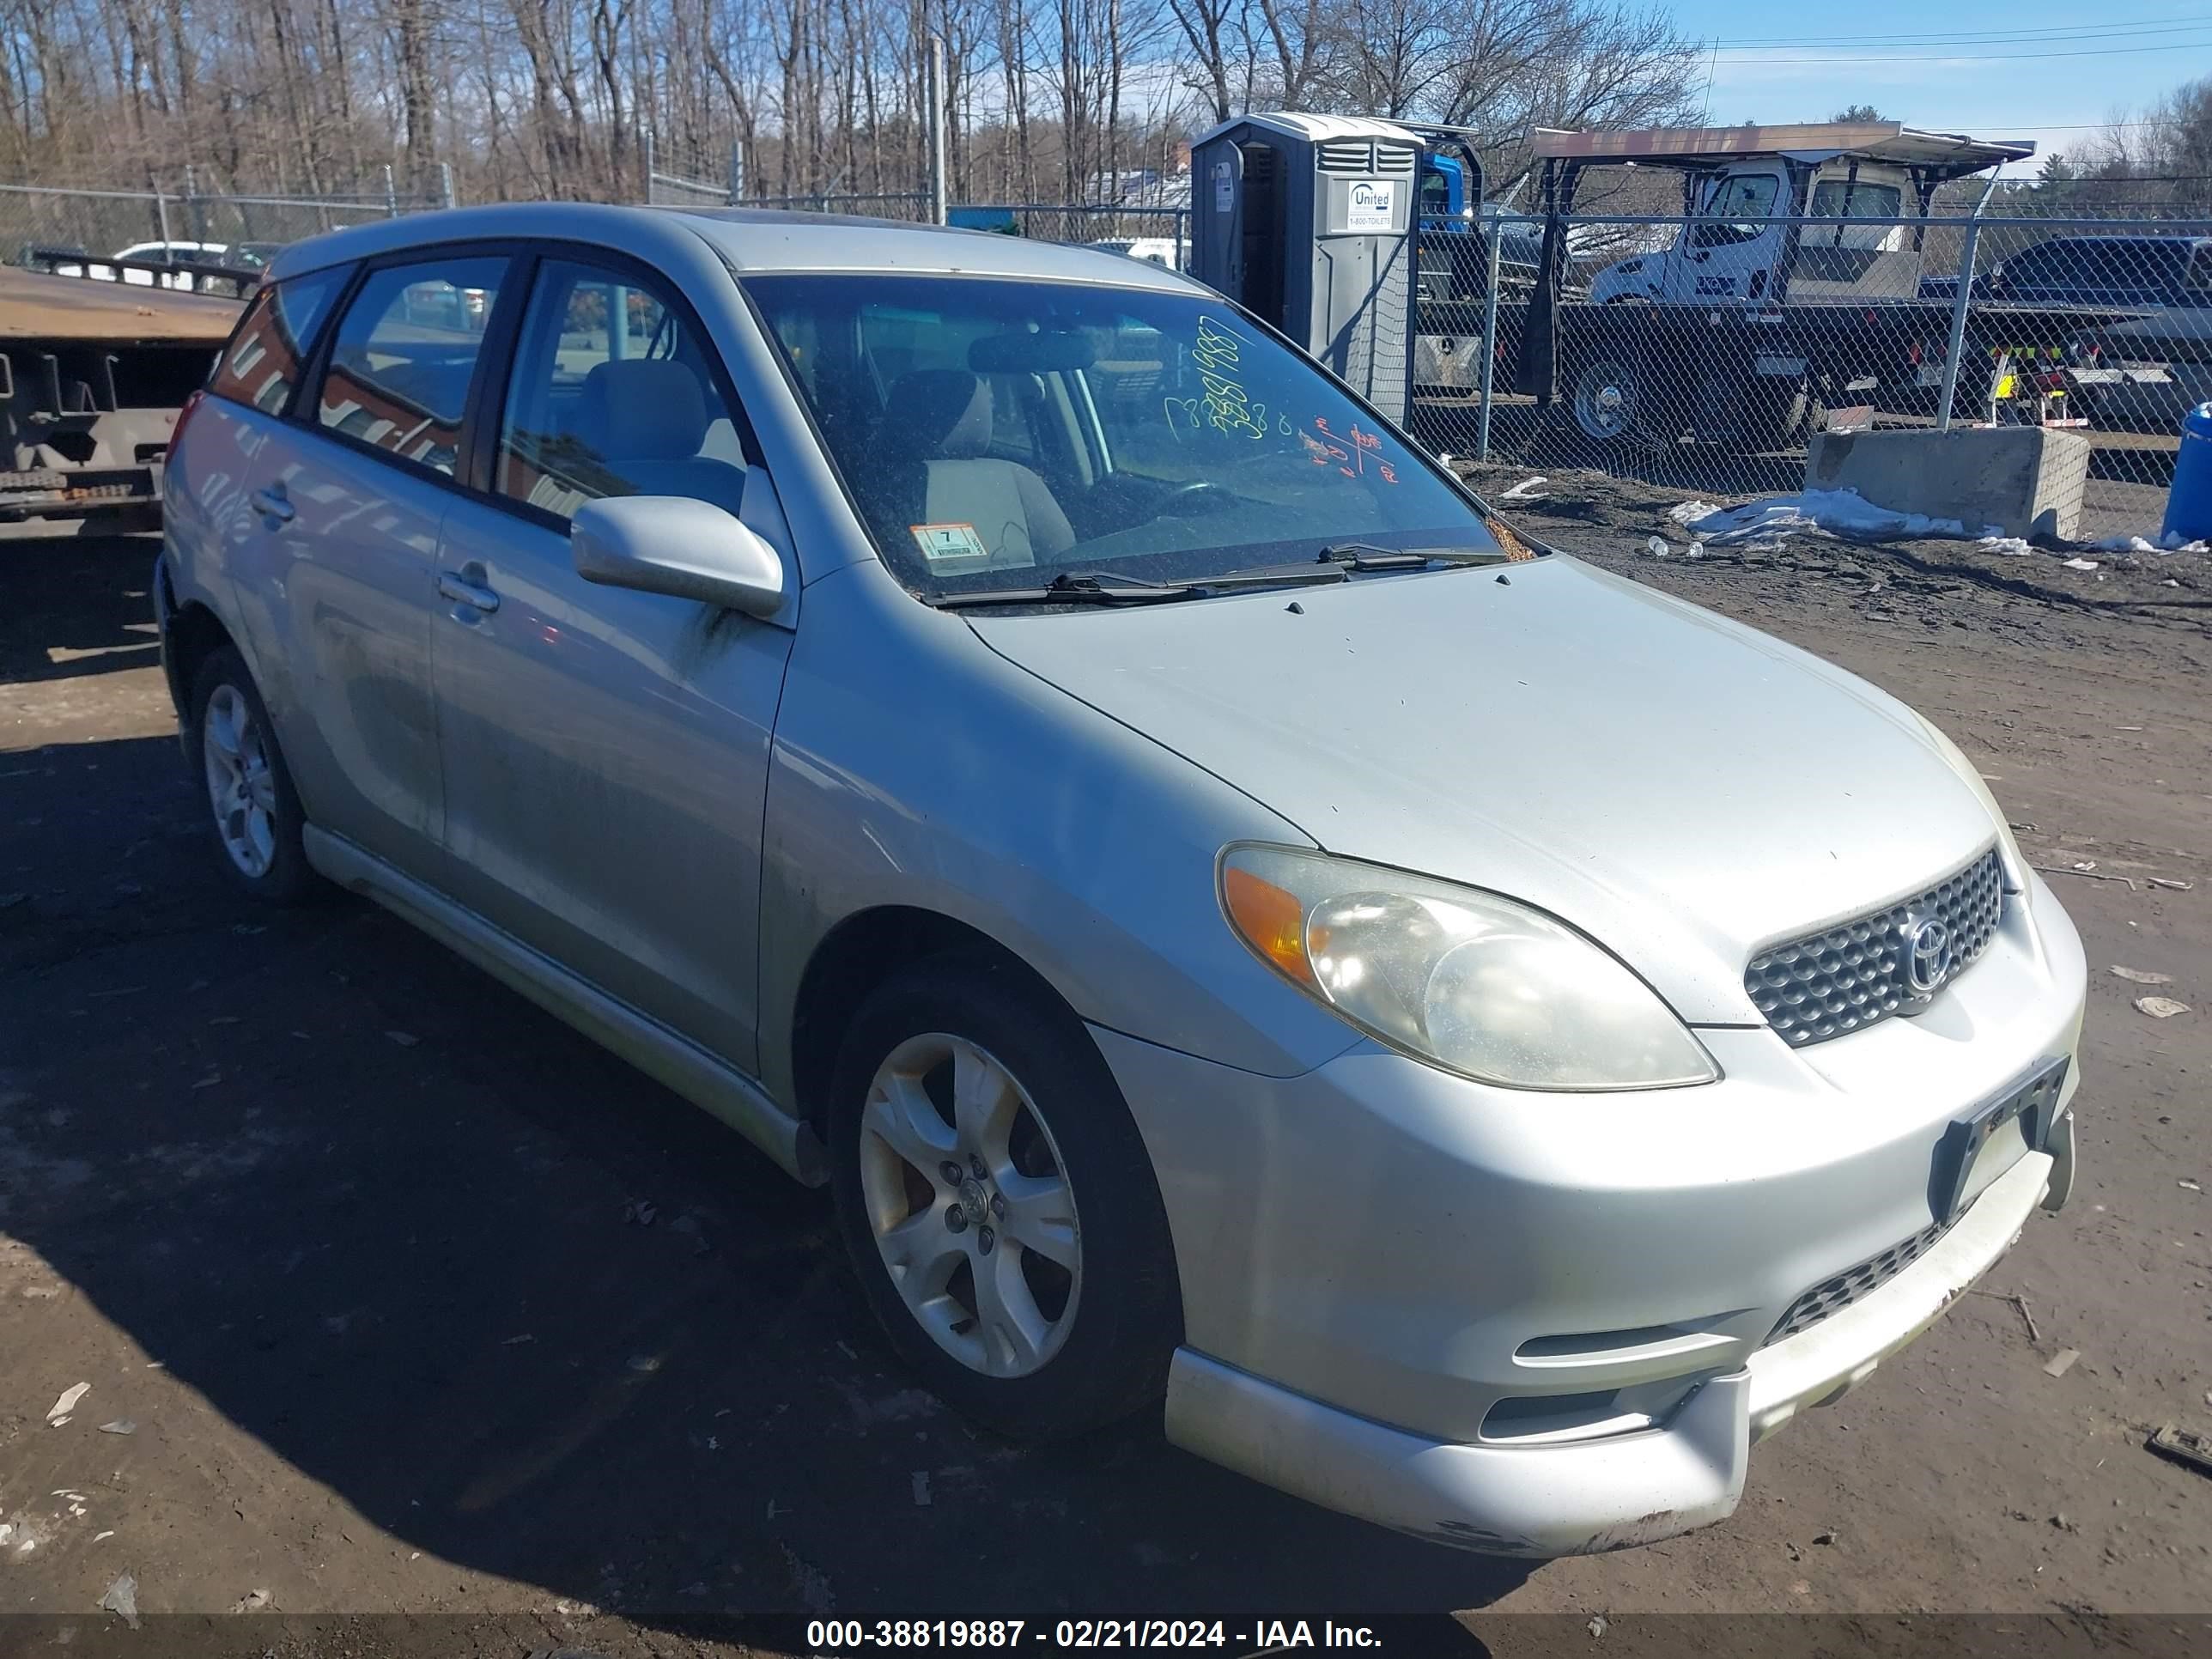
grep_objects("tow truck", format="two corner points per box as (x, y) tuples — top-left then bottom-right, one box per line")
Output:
(1512, 120), (2104, 453)
(1400, 125), (1558, 401)
(0, 252), (246, 536)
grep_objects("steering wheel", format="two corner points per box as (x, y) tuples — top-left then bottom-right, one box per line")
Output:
(1159, 447), (1295, 512)
(1162, 478), (1239, 512)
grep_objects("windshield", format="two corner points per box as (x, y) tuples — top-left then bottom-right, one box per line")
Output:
(744, 273), (1505, 600)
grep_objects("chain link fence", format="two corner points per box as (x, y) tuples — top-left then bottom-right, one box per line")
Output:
(643, 131), (741, 208)
(0, 174), (449, 285)
(1409, 207), (2212, 539)
(735, 190), (933, 219)
(726, 194), (1189, 267)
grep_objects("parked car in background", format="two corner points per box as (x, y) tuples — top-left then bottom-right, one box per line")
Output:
(1088, 235), (1184, 270)
(1918, 235), (2212, 427)
(160, 202), (2085, 1559)
(50, 239), (275, 292)
(2013, 236), (2212, 428)
(1984, 234), (2212, 309)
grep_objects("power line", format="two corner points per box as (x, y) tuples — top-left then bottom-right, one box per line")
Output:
(1716, 37), (2212, 64)
(1717, 15), (2212, 46)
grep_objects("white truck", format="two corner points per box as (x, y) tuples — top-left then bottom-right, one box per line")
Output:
(1517, 121), (2049, 451)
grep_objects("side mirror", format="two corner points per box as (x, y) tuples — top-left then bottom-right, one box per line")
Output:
(571, 495), (786, 619)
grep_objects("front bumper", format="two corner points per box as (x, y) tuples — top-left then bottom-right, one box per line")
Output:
(1099, 875), (2084, 1554)
(1162, 1139), (2058, 1558)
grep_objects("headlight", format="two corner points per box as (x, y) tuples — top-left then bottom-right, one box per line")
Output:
(1219, 845), (1717, 1091)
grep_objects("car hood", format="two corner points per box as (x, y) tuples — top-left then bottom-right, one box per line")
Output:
(968, 556), (2003, 1024)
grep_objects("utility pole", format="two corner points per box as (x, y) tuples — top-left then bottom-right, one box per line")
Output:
(927, 36), (949, 225)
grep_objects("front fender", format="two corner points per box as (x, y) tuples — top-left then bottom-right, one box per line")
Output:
(755, 561), (1363, 1114)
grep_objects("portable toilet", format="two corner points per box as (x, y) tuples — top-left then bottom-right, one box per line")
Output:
(1189, 112), (1422, 425)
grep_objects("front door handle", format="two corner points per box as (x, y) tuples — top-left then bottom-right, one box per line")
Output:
(249, 486), (295, 524)
(436, 568), (500, 614)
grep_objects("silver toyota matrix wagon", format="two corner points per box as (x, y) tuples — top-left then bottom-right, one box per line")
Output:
(157, 204), (2087, 1557)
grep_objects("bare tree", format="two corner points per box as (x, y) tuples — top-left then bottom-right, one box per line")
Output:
(0, 0), (1697, 228)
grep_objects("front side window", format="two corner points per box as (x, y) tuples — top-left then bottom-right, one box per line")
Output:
(495, 258), (748, 521)
(209, 267), (349, 415)
(746, 273), (1504, 599)
(1690, 173), (1780, 247)
(314, 255), (507, 476)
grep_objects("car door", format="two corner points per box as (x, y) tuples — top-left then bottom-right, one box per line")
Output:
(428, 251), (796, 1071)
(167, 263), (351, 688)
(231, 249), (514, 878)
(1669, 167), (1785, 304)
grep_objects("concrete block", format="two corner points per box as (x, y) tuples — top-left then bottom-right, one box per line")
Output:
(1805, 425), (2092, 540)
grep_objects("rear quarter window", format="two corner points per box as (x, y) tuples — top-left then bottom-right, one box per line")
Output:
(208, 267), (349, 416)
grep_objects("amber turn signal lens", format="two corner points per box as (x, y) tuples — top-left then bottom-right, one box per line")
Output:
(1223, 864), (1314, 986)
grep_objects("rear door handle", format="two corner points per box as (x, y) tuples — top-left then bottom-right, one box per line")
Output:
(248, 487), (295, 524)
(436, 568), (500, 614)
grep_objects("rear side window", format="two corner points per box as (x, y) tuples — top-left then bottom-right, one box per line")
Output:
(1809, 180), (1901, 218)
(207, 269), (348, 415)
(313, 255), (507, 477)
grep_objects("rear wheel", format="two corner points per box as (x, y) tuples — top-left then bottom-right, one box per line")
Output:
(1682, 372), (1815, 450)
(828, 955), (1180, 1441)
(188, 646), (318, 904)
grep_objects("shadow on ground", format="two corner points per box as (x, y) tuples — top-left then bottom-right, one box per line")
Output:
(2, 534), (1534, 1625)
(1, 535), (166, 685)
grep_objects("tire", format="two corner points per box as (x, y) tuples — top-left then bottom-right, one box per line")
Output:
(186, 645), (319, 904)
(1561, 352), (1655, 452)
(1685, 374), (1814, 451)
(827, 952), (1181, 1441)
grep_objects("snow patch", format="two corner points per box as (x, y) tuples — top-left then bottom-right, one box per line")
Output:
(1667, 489), (1966, 545)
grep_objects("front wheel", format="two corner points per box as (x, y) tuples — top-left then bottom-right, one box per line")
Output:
(1562, 354), (1655, 451)
(828, 955), (1180, 1441)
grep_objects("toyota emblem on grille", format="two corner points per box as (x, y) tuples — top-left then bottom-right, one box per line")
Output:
(1901, 911), (1955, 1000)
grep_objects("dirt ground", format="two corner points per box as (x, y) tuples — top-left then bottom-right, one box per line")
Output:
(3, 493), (2209, 1645)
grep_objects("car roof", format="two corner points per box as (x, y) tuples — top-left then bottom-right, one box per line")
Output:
(262, 202), (1202, 295)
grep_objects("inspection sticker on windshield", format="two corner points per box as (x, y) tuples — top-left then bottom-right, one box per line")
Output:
(910, 522), (992, 570)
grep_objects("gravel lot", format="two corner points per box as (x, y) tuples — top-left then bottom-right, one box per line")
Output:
(2, 498), (2208, 1645)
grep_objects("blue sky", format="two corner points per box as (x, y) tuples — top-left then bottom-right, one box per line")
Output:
(1669, 3), (2212, 173)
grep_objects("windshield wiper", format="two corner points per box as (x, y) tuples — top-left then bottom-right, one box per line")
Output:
(933, 564), (1349, 610)
(1316, 540), (1512, 569)
(929, 571), (1201, 610)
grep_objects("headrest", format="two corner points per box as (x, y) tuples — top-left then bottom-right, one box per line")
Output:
(881, 369), (993, 459)
(580, 360), (710, 462)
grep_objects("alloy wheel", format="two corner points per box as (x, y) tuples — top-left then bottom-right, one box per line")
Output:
(201, 684), (278, 879)
(857, 1032), (1082, 1378)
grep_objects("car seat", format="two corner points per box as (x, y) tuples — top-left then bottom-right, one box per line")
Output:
(575, 359), (747, 515)
(872, 369), (1074, 568)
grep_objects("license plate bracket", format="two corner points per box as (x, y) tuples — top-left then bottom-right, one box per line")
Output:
(1931, 1056), (2069, 1223)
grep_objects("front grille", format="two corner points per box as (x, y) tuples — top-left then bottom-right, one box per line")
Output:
(1766, 1218), (1948, 1346)
(1746, 848), (2006, 1048)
